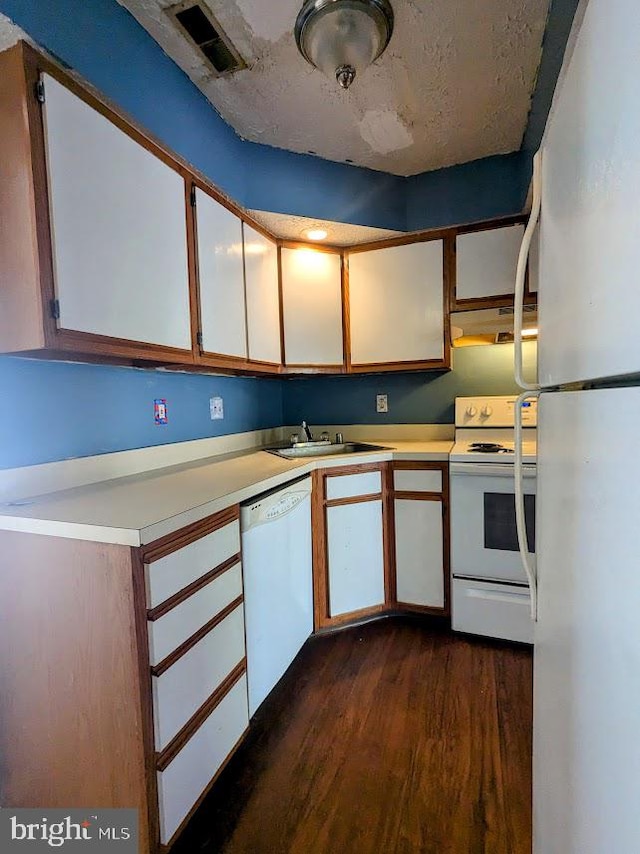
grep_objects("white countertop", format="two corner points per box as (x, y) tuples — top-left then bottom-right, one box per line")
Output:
(0, 441), (452, 546)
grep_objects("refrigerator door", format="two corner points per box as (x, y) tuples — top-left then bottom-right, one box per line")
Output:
(537, 0), (640, 387)
(534, 387), (640, 853)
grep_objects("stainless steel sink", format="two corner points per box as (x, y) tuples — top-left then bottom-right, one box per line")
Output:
(265, 441), (390, 459)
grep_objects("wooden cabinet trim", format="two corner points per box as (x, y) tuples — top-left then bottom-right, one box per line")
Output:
(131, 548), (161, 852)
(141, 506), (239, 563)
(393, 491), (444, 502)
(324, 492), (382, 508)
(388, 461), (450, 615)
(147, 553), (241, 622)
(323, 462), (384, 479)
(313, 463), (389, 630)
(155, 658), (247, 772)
(349, 358), (450, 372)
(150, 596), (243, 677)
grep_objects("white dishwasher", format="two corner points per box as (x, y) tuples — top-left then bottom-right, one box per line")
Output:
(241, 475), (313, 717)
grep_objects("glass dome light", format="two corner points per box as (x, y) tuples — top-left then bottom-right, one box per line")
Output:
(295, 0), (394, 90)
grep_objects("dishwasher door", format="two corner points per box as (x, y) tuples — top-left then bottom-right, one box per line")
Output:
(241, 476), (313, 717)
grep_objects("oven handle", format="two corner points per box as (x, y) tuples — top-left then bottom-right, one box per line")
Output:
(449, 462), (537, 478)
(515, 390), (541, 620)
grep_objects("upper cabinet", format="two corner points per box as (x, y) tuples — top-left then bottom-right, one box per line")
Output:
(347, 240), (447, 370)
(42, 74), (192, 354)
(193, 187), (246, 361)
(451, 220), (535, 310)
(243, 224), (281, 366)
(280, 248), (344, 368)
(2, 42), (536, 378)
(0, 45), (194, 362)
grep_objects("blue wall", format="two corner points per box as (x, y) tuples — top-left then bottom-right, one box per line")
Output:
(0, 358), (284, 469)
(0, 0), (571, 468)
(284, 343), (538, 426)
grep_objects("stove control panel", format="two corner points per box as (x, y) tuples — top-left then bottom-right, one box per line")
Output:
(455, 396), (537, 427)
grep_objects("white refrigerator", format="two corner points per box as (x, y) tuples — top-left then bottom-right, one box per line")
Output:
(513, 0), (640, 851)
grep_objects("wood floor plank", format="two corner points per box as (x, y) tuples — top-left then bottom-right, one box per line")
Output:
(172, 618), (532, 854)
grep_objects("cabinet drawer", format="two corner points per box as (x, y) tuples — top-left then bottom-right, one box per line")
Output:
(393, 469), (442, 493)
(148, 562), (243, 667)
(326, 471), (381, 500)
(153, 602), (245, 752)
(157, 674), (249, 845)
(145, 520), (240, 609)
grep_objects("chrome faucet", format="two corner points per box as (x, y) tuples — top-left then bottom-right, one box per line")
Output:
(301, 421), (314, 442)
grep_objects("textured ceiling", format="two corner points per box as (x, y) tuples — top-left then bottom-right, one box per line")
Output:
(118, 0), (550, 176)
(248, 210), (403, 246)
(0, 12), (29, 51)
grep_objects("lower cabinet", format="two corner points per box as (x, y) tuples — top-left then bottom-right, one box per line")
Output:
(313, 460), (450, 630)
(141, 506), (250, 850)
(313, 464), (390, 629)
(0, 462), (449, 854)
(390, 462), (450, 614)
(326, 500), (385, 617)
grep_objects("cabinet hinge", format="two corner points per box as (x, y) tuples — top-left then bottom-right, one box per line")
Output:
(189, 186), (196, 207)
(196, 331), (203, 347)
(49, 298), (60, 320)
(35, 79), (45, 104)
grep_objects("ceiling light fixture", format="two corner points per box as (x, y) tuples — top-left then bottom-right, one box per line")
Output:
(304, 228), (329, 241)
(295, 0), (394, 90)
(521, 328), (539, 338)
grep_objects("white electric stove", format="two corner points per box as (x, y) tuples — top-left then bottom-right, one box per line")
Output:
(449, 396), (537, 644)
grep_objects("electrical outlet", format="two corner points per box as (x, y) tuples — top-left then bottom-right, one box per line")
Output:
(210, 396), (224, 420)
(376, 394), (388, 414)
(154, 399), (168, 425)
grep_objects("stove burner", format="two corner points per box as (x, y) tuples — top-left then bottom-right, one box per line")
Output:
(469, 443), (514, 454)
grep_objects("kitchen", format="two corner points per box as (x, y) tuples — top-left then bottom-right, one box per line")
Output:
(0, 0), (638, 852)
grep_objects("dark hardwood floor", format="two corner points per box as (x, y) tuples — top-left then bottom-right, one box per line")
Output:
(173, 617), (533, 854)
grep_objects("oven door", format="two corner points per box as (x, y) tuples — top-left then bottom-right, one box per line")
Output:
(450, 462), (536, 584)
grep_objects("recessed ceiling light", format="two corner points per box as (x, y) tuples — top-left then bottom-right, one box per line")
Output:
(305, 228), (328, 241)
(521, 327), (539, 338)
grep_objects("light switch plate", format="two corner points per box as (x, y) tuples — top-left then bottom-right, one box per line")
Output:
(376, 394), (388, 414)
(210, 396), (224, 420)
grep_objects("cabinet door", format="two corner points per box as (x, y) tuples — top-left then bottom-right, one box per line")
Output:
(327, 499), (385, 617)
(348, 241), (444, 365)
(42, 74), (192, 351)
(456, 224), (524, 302)
(281, 248), (344, 366)
(195, 188), (247, 359)
(395, 499), (445, 609)
(243, 224), (281, 364)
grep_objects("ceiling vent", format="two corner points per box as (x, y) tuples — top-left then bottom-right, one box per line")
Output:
(168, 2), (246, 76)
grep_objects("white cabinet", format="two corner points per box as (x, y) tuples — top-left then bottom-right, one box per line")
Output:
(143, 507), (249, 847)
(394, 499), (444, 608)
(243, 224), (281, 364)
(157, 675), (249, 845)
(348, 240), (444, 365)
(327, 500), (385, 617)
(195, 189), (246, 359)
(42, 73), (192, 351)
(281, 247), (344, 366)
(320, 468), (386, 621)
(456, 224), (524, 301)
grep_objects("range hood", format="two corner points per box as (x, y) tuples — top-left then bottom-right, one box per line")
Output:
(451, 305), (538, 347)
